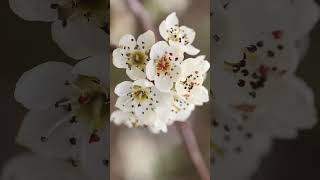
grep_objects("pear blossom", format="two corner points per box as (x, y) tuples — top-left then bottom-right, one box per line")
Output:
(113, 31), (155, 80)
(168, 93), (195, 124)
(175, 56), (210, 105)
(159, 12), (200, 55)
(14, 56), (108, 180)
(114, 79), (172, 126)
(146, 41), (184, 92)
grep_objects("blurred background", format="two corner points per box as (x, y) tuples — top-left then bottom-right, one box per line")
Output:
(1, 0), (320, 180)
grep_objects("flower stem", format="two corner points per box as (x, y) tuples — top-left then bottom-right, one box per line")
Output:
(126, 0), (156, 33)
(177, 122), (210, 180)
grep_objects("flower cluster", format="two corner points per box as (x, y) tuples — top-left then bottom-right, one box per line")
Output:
(111, 12), (210, 133)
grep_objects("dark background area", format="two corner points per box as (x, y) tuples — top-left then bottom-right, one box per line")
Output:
(1, 0), (320, 179)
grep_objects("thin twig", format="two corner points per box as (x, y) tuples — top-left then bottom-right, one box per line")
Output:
(126, 0), (156, 33)
(177, 122), (210, 180)
(125, 0), (210, 179)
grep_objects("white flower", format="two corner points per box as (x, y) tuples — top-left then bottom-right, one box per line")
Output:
(159, 12), (200, 55)
(167, 93), (195, 124)
(175, 56), (210, 105)
(113, 31), (155, 80)
(9, 0), (108, 59)
(14, 57), (108, 180)
(114, 79), (172, 126)
(213, 30), (300, 106)
(146, 41), (184, 92)
(1, 154), (91, 180)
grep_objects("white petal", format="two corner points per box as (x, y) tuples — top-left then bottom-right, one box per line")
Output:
(133, 79), (154, 88)
(115, 96), (134, 112)
(112, 48), (128, 68)
(154, 75), (174, 93)
(146, 59), (156, 80)
(148, 119), (168, 134)
(171, 95), (195, 121)
(159, 20), (169, 40)
(184, 44), (200, 55)
(111, 110), (134, 127)
(165, 12), (179, 27)
(180, 26), (196, 44)
(181, 56), (210, 75)
(137, 30), (155, 52)
(9, 0), (57, 22)
(114, 81), (133, 96)
(15, 62), (73, 110)
(16, 109), (74, 159)
(150, 41), (169, 60)
(126, 66), (146, 80)
(73, 55), (108, 85)
(190, 86), (209, 105)
(167, 44), (184, 63)
(151, 87), (172, 108)
(119, 34), (136, 50)
(52, 20), (107, 59)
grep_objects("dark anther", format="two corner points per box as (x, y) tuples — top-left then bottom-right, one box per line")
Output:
(239, 60), (246, 67)
(69, 137), (77, 145)
(40, 136), (48, 142)
(256, 41), (264, 48)
(267, 50), (275, 57)
(50, 3), (59, 9)
(241, 69), (249, 76)
(247, 45), (257, 53)
(237, 79), (245, 87)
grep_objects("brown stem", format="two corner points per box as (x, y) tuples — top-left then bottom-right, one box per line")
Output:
(126, 0), (156, 33)
(177, 122), (210, 180)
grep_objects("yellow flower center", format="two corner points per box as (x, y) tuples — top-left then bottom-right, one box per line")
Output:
(128, 50), (147, 70)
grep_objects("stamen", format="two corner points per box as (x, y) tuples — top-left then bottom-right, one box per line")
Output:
(41, 114), (74, 142)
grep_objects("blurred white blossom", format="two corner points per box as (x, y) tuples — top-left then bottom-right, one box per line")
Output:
(14, 57), (108, 180)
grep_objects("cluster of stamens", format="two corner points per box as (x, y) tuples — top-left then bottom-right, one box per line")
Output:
(40, 75), (108, 167)
(166, 26), (190, 45)
(224, 30), (288, 98)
